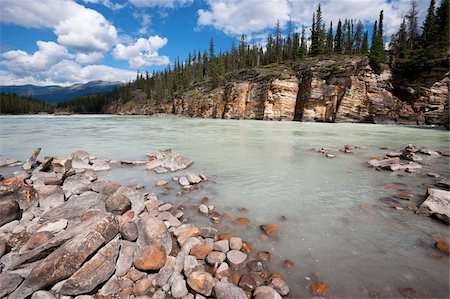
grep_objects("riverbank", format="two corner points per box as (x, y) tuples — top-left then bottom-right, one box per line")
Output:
(1, 149), (295, 298)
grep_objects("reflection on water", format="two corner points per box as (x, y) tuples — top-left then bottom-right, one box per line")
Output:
(1, 115), (449, 298)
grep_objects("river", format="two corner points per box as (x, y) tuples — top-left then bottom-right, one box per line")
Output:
(1, 115), (449, 298)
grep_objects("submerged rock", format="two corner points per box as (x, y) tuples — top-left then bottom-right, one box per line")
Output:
(146, 149), (193, 172)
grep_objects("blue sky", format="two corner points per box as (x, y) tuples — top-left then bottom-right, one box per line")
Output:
(0, 0), (429, 86)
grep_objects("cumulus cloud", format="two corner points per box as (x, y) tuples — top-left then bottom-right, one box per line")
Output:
(83, 0), (126, 10)
(0, 0), (118, 53)
(0, 41), (72, 73)
(133, 13), (152, 35)
(198, 0), (291, 35)
(113, 36), (170, 69)
(75, 52), (104, 64)
(128, 0), (193, 8)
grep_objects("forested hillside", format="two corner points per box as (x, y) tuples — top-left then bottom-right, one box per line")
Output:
(0, 93), (54, 114)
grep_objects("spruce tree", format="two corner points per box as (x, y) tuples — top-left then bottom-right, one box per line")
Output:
(326, 21), (333, 54)
(362, 30), (369, 54)
(311, 4), (325, 55)
(292, 32), (300, 59)
(344, 19), (352, 54)
(299, 26), (308, 58)
(354, 20), (363, 54)
(334, 20), (343, 54)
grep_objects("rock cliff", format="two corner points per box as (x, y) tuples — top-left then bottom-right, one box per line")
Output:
(107, 55), (449, 126)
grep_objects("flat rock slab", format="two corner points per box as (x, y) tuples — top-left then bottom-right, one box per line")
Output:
(146, 149), (193, 172)
(417, 188), (450, 224)
(60, 237), (120, 295)
(0, 273), (23, 298)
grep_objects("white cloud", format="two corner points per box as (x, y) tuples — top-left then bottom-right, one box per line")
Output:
(83, 0), (126, 10)
(198, 0), (291, 35)
(113, 36), (170, 69)
(75, 52), (104, 64)
(0, 0), (118, 53)
(128, 0), (193, 8)
(0, 41), (72, 73)
(133, 13), (152, 35)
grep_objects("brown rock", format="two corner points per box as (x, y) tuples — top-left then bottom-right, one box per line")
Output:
(0, 199), (22, 226)
(239, 273), (257, 292)
(206, 251), (226, 265)
(435, 241), (450, 254)
(253, 286), (282, 299)
(260, 224), (279, 235)
(235, 217), (249, 225)
(311, 282), (329, 296)
(257, 251), (271, 261)
(219, 232), (233, 240)
(187, 271), (214, 296)
(393, 192), (415, 200)
(399, 287), (417, 298)
(283, 260), (295, 270)
(25, 231), (54, 250)
(134, 244), (166, 271)
(60, 238), (120, 295)
(173, 224), (200, 245)
(120, 221), (138, 241)
(190, 243), (213, 260)
(269, 278), (289, 296)
(105, 194), (131, 215)
(241, 241), (252, 253)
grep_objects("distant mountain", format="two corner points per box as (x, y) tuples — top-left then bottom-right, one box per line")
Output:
(0, 81), (123, 102)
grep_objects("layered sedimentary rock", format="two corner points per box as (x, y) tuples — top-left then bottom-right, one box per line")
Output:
(107, 56), (449, 126)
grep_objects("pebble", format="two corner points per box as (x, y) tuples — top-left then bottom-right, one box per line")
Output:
(179, 177), (190, 186)
(198, 204), (209, 215)
(213, 240), (230, 253)
(206, 251), (226, 265)
(229, 237), (242, 251)
(260, 224), (279, 235)
(226, 250), (247, 269)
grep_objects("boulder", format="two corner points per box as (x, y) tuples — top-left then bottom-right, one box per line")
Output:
(120, 221), (138, 241)
(213, 240), (229, 253)
(133, 277), (153, 296)
(60, 237), (120, 295)
(31, 290), (58, 299)
(105, 194), (131, 215)
(116, 240), (136, 277)
(214, 281), (247, 299)
(36, 219), (68, 234)
(23, 147), (41, 170)
(90, 180), (120, 195)
(134, 244), (166, 271)
(417, 188), (450, 224)
(226, 250), (247, 269)
(62, 173), (94, 198)
(253, 286), (282, 299)
(367, 157), (400, 168)
(187, 271), (214, 296)
(138, 216), (172, 255)
(0, 199), (22, 227)
(0, 273), (23, 298)
(24, 231), (54, 251)
(8, 213), (118, 299)
(113, 186), (146, 215)
(35, 185), (65, 210)
(190, 244), (213, 260)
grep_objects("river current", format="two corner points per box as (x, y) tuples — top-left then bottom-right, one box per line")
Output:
(1, 115), (449, 298)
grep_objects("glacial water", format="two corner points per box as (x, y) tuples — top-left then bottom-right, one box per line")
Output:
(1, 115), (449, 298)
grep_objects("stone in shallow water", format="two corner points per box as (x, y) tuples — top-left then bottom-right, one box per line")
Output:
(187, 173), (202, 184)
(146, 149), (193, 172)
(417, 188), (450, 224)
(179, 177), (190, 186)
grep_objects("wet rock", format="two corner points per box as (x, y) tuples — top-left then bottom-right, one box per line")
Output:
(105, 194), (131, 215)
(214, 281), (247, 299)
(134, 244), (166, 271)
(248, 260), (264, 273)
(173, 224), (200, 246)
(120, 220), (138, 241)
(269, 278), (289, 296)
(214, 240), (230, 253)
(199, 227), (217, 238)
(35, 185), (65, 210)
(260, 224), (279, 235)
(37, 218), (68, 234)
(367, 157), (400, 168)
(253, 286), (282, 299)
(187, 173), (202, 184)
(139, 215), (172, 255)
(0, 199), (22, 227)
(420, 148), (440, 155)
(0, 273), (23, 298)
(31, 290), (57, 299)
(226, 250), (247, 269)
(235, 217), (249, 225)
(283, 260), (295, 270)
(158, 203), (172, 212)
(116, 240), (136, 277)
(157, 211), (182, 228)
(239, 273), (258, 292)
(393, 192), (415, 200)
(257, 251), (271, 261)
(386, 151), (402, 157)
(171, 276), (188, 298)
(398, 287), (417, 298)
(417, 188), (450, 224)
(156, 180), (168, 187)
(311, 282), (329, 296)
(9, 213), (119, 299)
(154, 166), (168, 173)
(206, 251), (226, 265)
(190, 243), (213, 260)
(435, 178), (450, 190)
(179, 177), (190, 187)
(241, 241), (252, 253)
(187, 271), (214, 296)
(198, 204), (209, 215)
(0, 157), (20, 167)
(435, 240), (450, 254)
(91, 159), (110, 171)
(24, 231), (54, 251)
(133, 277), (154, 296)
(146, 149), (193, 172)
(229, 237), (242, 251)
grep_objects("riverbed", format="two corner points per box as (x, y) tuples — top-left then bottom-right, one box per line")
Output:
(1, 115), (449, 298)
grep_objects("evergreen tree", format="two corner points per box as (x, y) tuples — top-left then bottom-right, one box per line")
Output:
(299, 26), (308, 58)
(361, 30), (369, 54)
(369, 11), (388, 73)
(311, 4), (325, 55)
(436, 0), (449, 55)
(292, 32), (300, 59)
(354, 20), (363, 54)
(406, 0), (419, 50)
(334, 20), (343, 54)
(326, 21), (334, 54)
(274, 20), (283, 62)
(344, 19), (352, 54)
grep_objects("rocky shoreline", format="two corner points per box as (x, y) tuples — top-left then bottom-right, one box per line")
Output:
(0, 149), (293, 299)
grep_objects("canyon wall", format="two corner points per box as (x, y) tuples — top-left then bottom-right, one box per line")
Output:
(108, 56), (449, 126)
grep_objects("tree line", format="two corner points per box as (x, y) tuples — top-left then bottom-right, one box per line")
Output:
(389, 0), (449, 77)
(0, 93), (53, 114)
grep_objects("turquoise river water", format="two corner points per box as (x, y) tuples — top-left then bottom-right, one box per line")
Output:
(0, 115), (449, 298)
